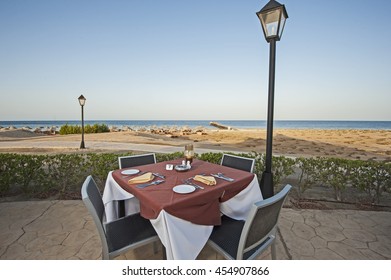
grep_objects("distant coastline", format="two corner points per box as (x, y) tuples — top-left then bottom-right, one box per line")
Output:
(1, 120), (391, 130)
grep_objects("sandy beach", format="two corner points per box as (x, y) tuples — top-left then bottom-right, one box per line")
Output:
(0, 128), (390, 162)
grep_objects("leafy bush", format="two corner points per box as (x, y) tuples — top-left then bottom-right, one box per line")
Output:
(156, 152), (184, 162)
(317, 157), (351, 201)
(350, 161), (391, 204)
(0, 153), (20, 194)
(196, 152), (223, 164)
(295, 157), (322, 197)
(1, 152), (390, 204)
(59, 123), (109, 135)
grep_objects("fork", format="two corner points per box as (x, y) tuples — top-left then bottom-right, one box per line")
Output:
(211, 173), (234, 182)
(182, 179), (204, 190)
(136, 180), (165, 189)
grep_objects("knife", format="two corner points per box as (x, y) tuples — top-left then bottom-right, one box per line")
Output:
(136, 180), (165, 189)
(153, 173), (165, 179)
(210, 173), (234, 182)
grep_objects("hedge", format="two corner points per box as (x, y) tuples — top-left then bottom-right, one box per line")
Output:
(1, 152), (390, 204)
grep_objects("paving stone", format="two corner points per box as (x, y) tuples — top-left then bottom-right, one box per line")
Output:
(24, 216), (63, 236)
(301, 210), (315, 219)
(314, 248), (344, 260)
(359, 248), (387, 260)
(0, 229), (24, 247)
(285, 236), (315, 259)
(76, 235), (101, 260)
(17, 231), (38, 246)
(62, 228), (96, 248)
(1, 243), (29, 260)
(310, 236), (327, 249)
(314, 211), (343, 230)
(342, 228), (376, 243)
(292, 222), (316, 240)
(316, 226), (346, 242)
(281, 209), (304, 223)
(337, 216), (361, 229)
(41, 244), (80, 259)
(304, 216), (321, 228)
(0, 246), (6, 257)
(348, 213), (378, 228)
(26, 232), (68, 252)
(369, 237), (391, 259)
(1, 201), (390, 260)
(328, 242), (367, 259)
(342, 239), (368, 249)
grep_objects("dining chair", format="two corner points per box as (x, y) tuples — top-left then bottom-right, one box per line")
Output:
(207, 184), (292, 260)
(118, 153), (156, 169)
(117, 153), (157, 217)
(220, 154), (255, 173)
(81, 175), (159, 260)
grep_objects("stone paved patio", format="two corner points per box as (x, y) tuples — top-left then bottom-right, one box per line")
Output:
(1, 200), (390, 260)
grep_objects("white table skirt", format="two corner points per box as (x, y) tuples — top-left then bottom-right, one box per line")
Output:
(103, 172), (263, 260)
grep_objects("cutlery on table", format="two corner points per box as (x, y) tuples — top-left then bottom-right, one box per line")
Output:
(153, 173), (165, 179)
(136, 180), (165, 189)
(182, 179), (204, 190)
(210, 173), (234, 182)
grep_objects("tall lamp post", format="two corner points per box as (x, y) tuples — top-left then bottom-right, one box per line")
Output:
(78, 94), (86, 149)
(256, 0), (288, 199)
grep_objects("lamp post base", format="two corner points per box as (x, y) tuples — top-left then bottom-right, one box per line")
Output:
(260, 171), (274, 199)
(80, 141), (85, 149)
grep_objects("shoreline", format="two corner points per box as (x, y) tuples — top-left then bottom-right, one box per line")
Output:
(1, 119), (391, 131)
(1, 128), (390, 162)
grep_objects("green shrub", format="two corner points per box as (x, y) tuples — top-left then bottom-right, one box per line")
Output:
(196, 152), (223, 164)
(317, 157), (352, 201)
(0, 153), (20, 195)
(350, 161), (391, 204)
(59, 123), (109, 135)
(295, 157), (322, 197)
(1, 152), (390, 204)
(156, 152), (184, 162)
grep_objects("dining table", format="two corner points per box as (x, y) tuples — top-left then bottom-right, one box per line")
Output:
(103, 158), (263, 260)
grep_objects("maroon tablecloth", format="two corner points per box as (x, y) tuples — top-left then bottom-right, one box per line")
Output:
(112, 159), (255, 226)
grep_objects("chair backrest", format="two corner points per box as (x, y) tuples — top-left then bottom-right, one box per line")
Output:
(118, 153), (156, 169)
(238, 184), (292, 259)
(221, 154), (255, 173)
(81, 175), (110, 259)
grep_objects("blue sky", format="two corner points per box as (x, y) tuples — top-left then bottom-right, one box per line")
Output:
(0, 0), (390, 121)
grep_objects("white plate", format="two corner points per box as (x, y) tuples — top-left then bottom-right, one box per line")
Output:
(173, 184), (196, 194)
(121, 169), (140, 175)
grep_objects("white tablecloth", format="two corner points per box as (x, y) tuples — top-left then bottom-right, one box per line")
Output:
(103, 172), (263, 259)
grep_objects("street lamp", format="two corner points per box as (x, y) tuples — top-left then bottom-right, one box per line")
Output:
(78, 94), (86, 149)
(256, 0), (288, 199)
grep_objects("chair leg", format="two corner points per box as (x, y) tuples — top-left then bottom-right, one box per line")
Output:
(162, 245), (167, 260)
(271, 243), (276, 260)
(118, 200), (125, 218)
(153, 241), (159, 254)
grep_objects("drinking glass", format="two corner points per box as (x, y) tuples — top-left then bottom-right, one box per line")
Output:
(184, 144), (194, 164)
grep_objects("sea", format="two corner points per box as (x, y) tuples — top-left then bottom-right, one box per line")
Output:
(1, 120), (391, 130)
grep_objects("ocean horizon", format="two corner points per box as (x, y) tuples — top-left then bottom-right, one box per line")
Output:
(1, 120), (391, 130)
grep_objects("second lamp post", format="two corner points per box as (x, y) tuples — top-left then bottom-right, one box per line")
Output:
(256, 0), (288, 199)
(78, 94), (86, 149)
